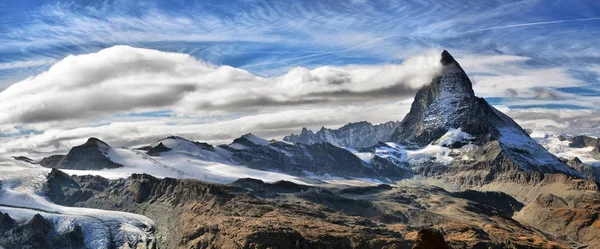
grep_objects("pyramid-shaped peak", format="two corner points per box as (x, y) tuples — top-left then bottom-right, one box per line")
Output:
(84, 137), (110, 147)
(440, 50), (457, 65)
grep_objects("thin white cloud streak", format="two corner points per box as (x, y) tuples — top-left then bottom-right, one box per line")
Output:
(460, 17), (600, 34)
(0, 59), (57, 70)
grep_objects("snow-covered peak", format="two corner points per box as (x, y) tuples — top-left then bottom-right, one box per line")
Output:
(148, 136), (215, 156)
(240, 133), (269, 145)
(83, 137), (112, 155)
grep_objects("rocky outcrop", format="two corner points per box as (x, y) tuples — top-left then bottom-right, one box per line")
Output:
(515, 192), (600, 248)
(562, 157), (600, 184)
(568, 135), (600, 153)
(284, 121), (401, 148)
(411, 228), (449, 249)
(12, 156), (34, 163)
(44, 170), (414, 249)
(141, 141), (172, 156)
(39, 137), (123, 170)
(452, 190), (524, 217)
(43, 170), (572, 249)
(0, 212), (85, 249)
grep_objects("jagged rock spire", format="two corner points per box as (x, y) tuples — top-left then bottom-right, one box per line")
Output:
(395, 50), (478, 144)
(440, 50), (456, 65)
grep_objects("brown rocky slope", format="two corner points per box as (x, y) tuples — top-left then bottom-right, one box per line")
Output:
(45, 169), (571, 249)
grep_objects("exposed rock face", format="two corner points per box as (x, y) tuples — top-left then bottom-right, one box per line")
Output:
(38, 154), (66, 167)
(515, 192), (600, 248)
(562, 157), (600, 184)
(44, 170), (572, 249)
(39, 137), (123, 170)
(283, 121), (401, 148)
(411, 228), (449, 249)
(569, 135), (600, 150)
(395, 50), (480, 145)
(452, 190), (524, 217)
(0, 212), (86, 249)
(393, 51), (581, 178)
(12, 156), (34, 163)
(45, 171), (413, 249)
(225, 134), (412, 181)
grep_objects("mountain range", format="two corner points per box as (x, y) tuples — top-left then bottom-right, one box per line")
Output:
(1, 50), (600, 249)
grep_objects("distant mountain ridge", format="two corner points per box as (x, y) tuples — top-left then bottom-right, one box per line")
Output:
(283, 121), (401, 148)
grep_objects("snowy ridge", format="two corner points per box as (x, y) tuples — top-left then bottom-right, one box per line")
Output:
(534, 133), (600, 166)
(283, 121), (401, 148)
(149, 136), (233, 164)
(489, 107), (585, 177)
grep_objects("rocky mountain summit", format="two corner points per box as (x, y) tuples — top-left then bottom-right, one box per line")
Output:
(558, 134), (600, 157)
(39, 137), (123, 170)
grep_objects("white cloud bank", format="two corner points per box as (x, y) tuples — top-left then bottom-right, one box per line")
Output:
(0, 46), (596, 156)
(0, 45), (443, 125)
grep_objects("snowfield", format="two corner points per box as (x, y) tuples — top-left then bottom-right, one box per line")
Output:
(0, 158), (155, 249)
(533, 133), (600, 166)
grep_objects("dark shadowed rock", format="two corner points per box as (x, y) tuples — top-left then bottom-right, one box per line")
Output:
(338, 184), (394, 195)
(146, 142), (171, 156)
(568, 135), (600, 155)
(0, 212), (16, 230)
(232, 178), (311, 195)
(39, 137), (123, 170)
(411, 228), (449, 249)
(12, 156), (34, 163)
(452, 190), (524, 217)
(562, 157), (600, 184)
(0, 213), (87, 249)
(39, 154), (66, 167)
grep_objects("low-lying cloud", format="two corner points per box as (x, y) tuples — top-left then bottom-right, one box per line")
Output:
(0, 46), (443, 126)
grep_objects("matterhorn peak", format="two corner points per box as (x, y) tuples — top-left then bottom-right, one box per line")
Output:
(395, 50), (478, 144)
(440, 50), (456, 66)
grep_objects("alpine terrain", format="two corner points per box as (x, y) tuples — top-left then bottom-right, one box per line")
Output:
(1, 50), (599, 249)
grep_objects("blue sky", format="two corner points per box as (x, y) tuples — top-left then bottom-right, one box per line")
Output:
(0, 0), (599, 153)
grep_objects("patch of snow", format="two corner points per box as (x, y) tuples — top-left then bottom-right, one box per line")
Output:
(406, 144), (453, 165)
(228, 143), (248, 150)
(434, 128), (473, 147)
(343, 148), (374, 164)
(536, 134), (600, 165)
(243, 134), (269, 145)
